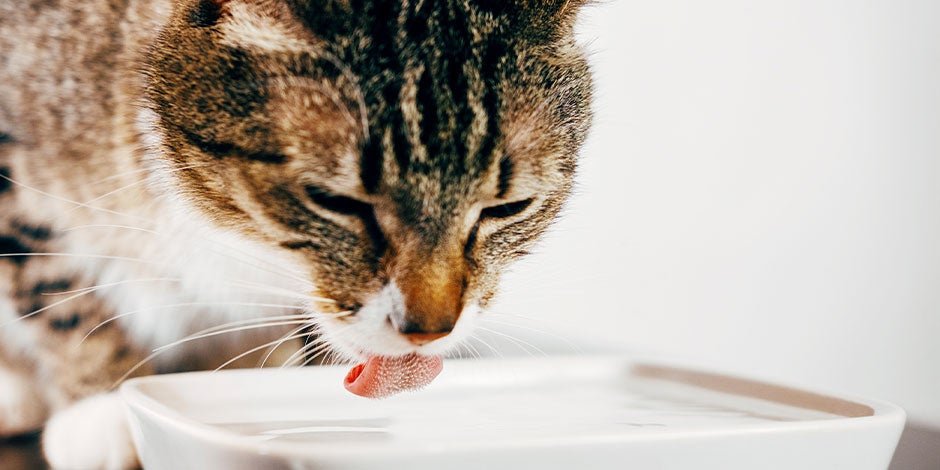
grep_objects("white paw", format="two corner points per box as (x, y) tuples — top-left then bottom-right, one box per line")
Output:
(43, 393), (139, 470)
(0, 366), (47, 437)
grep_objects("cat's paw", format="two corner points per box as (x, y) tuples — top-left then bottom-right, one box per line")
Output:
(0, 366), (47, 437)
(43, 393), (139, 470)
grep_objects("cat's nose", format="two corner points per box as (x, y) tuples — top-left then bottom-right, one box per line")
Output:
(389, 304), (457, 345)
(389, 243), (466, 346)
(392, 271), (464, 346)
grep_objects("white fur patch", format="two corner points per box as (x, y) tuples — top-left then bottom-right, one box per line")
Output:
(43, 393), (138, 470)
(218, 3), (313, 54)
(0, 365), (47, 437)
(90, 211), (312, 370)
(318, 282), (480, 360)
(73, 111), (314, 370)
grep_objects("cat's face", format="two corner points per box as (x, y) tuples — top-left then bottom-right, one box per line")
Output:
(141, 0), (592, 359)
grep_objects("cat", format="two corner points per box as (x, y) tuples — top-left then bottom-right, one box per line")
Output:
(0, 0), (593, 467)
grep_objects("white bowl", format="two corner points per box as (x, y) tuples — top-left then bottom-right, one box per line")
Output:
(121, 356), (904, 470)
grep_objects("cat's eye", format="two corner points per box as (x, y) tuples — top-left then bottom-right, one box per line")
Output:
(305, 185), (387, 255)
(305, 186), (371, 216)
(480, 198), (534, 220)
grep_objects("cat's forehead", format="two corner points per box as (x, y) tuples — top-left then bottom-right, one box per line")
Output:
(212, 2), (570, 183)
(152, 0), (589, 224)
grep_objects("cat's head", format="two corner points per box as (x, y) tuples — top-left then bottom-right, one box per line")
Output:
(140, 0), (593, 359)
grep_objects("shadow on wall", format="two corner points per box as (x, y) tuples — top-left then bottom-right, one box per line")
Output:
(890, 422), (940, 470)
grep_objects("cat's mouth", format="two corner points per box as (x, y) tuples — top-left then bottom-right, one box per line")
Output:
(315, 288), (480, 399)
(343, 353), (444, 399)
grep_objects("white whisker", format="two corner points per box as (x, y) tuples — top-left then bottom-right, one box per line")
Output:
(0, 252), (160, 264)
(40, 277), (179, 296)
(81, 301), (305, 343)
(153, 320), (312, 353)
(212, 333), (311, 373)
(61, 223), (315, 289)
(284, 323), (356, 368)
(283, 335), (331, 368)
(466, 334), (502, 358)
(62, 224), (158, 235)
(0, 288), (103, 326)
(298, 341), (339, 367)
(479, 316), (583, 354)
(0, 172), (147, 221)
(259, 323), (312, 368)
(475, 326), (548, 357)
(66, 178), (148, 215)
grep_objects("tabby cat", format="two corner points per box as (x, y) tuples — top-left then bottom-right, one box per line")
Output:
(0, 0), (593, 467)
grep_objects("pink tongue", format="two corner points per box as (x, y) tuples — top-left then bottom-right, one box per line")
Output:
(344, 354), (443, 399)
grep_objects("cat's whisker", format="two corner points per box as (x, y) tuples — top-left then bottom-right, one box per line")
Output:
(320, 350), (339, 367)
(466, 334), (502, 359)
(21, 272), (319, 336)
(479, 316), (583, 354)
(175, 229), (315, 288)
(479, 334), (500, 358)
(163, 314), (312, 340)
(153, 320), (313, 353)
(192, 277), (326, 303)
(0, 172), (148, 222)
(18, 242), (324, 303)
(475, 326), (548, 358)
(40, 277), (179, 296)
(0, 252), (160, 264)
(211, 333), (312, 373)
(3, 175), (314, 303)
(113, 327), (312, 389)
(0, 287), (107, 327)
(80, 301), (307, 344)
(281, 341), (316, 369)
(457, 342), (474, 360)
(259, 323), (313, 368)
(285, 323), (358, 368)
(137, 313), (329, 362)
(327, 349), (352, 367)
(297, 341), (338, 367)
(62, 215), (314, 290)
(65, 178), (149, 215)
(283, 332), (336, 368)
(84, 166), (153, 188)
(299, 339), (351, 368)
(62, 224), (158, 235)
(83, 162), (209, 189)
(460, 340), (483, 360)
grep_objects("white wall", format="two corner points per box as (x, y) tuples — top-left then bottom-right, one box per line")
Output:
(491, 0), (940, 427)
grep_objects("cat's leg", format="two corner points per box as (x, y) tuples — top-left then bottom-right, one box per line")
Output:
(43, 393), (138, 470)
(10, 259), (153, 469)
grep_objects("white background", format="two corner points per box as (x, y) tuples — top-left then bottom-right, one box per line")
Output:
(492, 0), (940, 428)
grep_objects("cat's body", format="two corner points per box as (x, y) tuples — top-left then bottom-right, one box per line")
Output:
(0, 0), (592, 467)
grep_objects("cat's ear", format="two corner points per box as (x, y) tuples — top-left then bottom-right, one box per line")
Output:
(482, 0), (591, 41)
